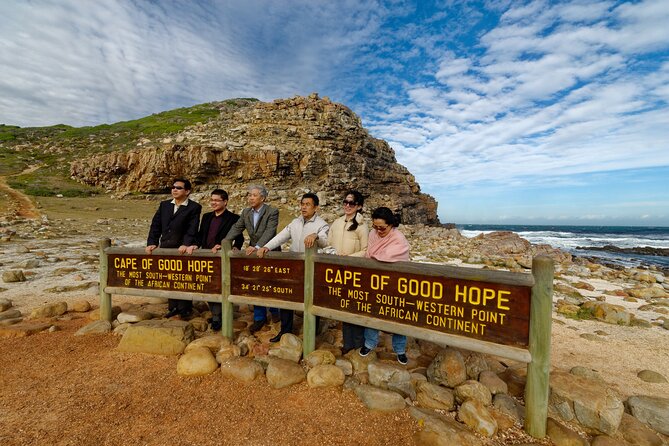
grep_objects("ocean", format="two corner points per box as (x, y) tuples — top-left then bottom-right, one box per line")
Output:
(457, 224), (669, 269)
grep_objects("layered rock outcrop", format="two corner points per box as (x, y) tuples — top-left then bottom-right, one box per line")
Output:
(70, 94), (439, 224)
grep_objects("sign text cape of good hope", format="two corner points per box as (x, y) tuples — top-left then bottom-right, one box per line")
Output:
(107, 254), (222, 294)
(313, 261), (531, 348)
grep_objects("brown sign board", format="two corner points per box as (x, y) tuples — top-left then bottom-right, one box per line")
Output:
(230, 257), (304, 303)
(313, 261), (531, 348)
(107, 254), (222, 295)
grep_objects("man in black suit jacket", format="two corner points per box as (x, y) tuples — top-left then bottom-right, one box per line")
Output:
(146, 178), (202, 319)
(192, 189), (243, 330)
(224, 184), (280, 333)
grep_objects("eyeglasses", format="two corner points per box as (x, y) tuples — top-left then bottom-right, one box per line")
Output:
(171, 186), (184, 190)
(342, 200), (357, 206)
(210, 198), (224, 202)
(372, 225), (390, 232)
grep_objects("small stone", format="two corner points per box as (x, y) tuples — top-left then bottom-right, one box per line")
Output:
(637, 370), (667, 383)
(0, 309), (21, 321)
(0, 322), (51, 338)
(75, 320), (112, 336)
(307, 364), (345, 388)
(335, 358), (353, 376)
(265, 358), (306, 389)
(427, 348), (466, 387)
(177, 346), (219, 376)
(0, 297), (12, 312)
(455, 380), (492, 405)
(478, 370), (508, 395)
(416, 381), (455, 411)
(570, 366), (603, 382)
(546, 417), (588, 446)
(304, 349), (336, 368)
(354, 384), (406, 412)
(457, 399), (497, 437)
(29, 301), (68, 319)
(2, 270), (26, 283)
(70, 300), (92, 313)
(220, 357), (264, 383)
(117, 310), (153, 324)
(268, 333), (302, 363)
(185, 334), (231, 354)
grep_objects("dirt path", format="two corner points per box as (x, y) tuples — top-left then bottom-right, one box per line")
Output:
(0, 165), (41, 219)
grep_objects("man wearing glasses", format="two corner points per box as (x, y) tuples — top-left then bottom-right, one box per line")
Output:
(189, 189), (244, 330)
(146, 178), (202, 319)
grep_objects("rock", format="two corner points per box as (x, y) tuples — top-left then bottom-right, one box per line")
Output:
(117, 310), (153, 324)
(464, 352), (489, 380)
(455, 380), (492, 405)
(0, 322), (51, 338)
(618, 412), (664, 446)
(0, 309), (21, 321)
(75, 320), (112, 335)
(2, 270), (26, 283)
(549, 370), (624, 435)
(588, 302), (632, 325)
(268, 333), (302, 363)
(627, 286), (667, 299)
(354, 384), (406, 412)
(220, 357), (264, 383)
(590, 436), (628, 446)
(112, 323), (131, 336)
(265, 358), (306, 389)
(0, 317), (23, 326)
(335, 358), (353, 376)
(478, 370), (508, 395)
(626, 395), (669, 435)
(184, 334), (231, 354)
(368, 361), (412, 389)
(409, 407), (483, 446)
(493, 393), (525, 423)
(70, 96), (439, 225)
(416, 381), (455, 411)
(498, 367), (527, 397)
(18, 259), (40, 269)
(427, 348), (466, 387)
(0, 297), (13, 312)
(70, 300), (92, 312)
(637, 370), (668, 383)
(29, 301), (68, 319)
(457, 399), (497, 437)
(345, 348), (377, 374)
(307, 364), (345, 388)
(546, 417), (588, 446)
(116, 320), (195, 356)
(216, 344), (241, 362)
(490, 408), (516, 431)
(570, 366), (603, 382)
(89, 306), (122, 321)
(177, 346), (219, 376)
(188, 317), (208, 332)
(304, 349), (336, 368)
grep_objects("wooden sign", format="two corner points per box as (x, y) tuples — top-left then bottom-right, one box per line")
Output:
(107, 254), (222, 294)
(313, 262), (531, 348)
(230, 257), (304, 303)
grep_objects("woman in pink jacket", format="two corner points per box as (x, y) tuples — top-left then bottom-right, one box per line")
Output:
(358, 207), (410, 365)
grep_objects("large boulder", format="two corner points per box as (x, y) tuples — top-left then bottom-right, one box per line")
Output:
(409, 407), (483, 446)
(354, 384), (406, 412)
(427, 348), (466, 388)
(265, 358), (306, 389)
(415, 381), (455, 411)
(457, 399), (497, 437)
(220, 357), (264, 383)
(306, 364), (345, 388)
(268, 333), (302, 363)
(626, 395), (669, 436)
(29, 301), (68, 319)
(116, 320), (195, 356)
(549, 370), (624, 435)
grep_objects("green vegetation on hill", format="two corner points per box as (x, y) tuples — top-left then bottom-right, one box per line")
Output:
(0, 98), (257, 196)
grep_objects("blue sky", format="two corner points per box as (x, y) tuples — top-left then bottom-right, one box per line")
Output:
(1, 0), (668, 226)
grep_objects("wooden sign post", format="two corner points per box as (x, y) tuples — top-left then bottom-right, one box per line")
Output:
(99, 242), (553, 438)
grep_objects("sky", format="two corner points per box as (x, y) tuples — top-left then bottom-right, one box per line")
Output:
(1, 0), (668, 226)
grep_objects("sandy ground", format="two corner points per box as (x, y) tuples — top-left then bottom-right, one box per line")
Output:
(1, 194), (669, 445)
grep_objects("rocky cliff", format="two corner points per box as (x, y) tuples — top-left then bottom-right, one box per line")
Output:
(69, 94), (439, 225)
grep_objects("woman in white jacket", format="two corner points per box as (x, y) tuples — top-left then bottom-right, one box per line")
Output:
(327, 190), (368, 353)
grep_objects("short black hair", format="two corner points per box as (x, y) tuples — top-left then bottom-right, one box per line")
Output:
(211, 189), (229, 200)
(302, 192), (319, 206)
(173, 178), (192, 190)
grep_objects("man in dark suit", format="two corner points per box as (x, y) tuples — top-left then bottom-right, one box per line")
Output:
(193, 189), (244, 331)
(224, 184), (280, 333)
(146, 178), (202, 319)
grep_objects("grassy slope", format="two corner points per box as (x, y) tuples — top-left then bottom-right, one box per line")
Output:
(0, 99), (256, 197)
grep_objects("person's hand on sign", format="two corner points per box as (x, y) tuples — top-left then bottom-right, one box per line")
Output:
(184, 245), (197, 255)
(245, 246), (257, 256)
(211, 244), (221, 253)
(145, 245), (157, 255)
(256, 247), (269, 258)
(304, 233), (318, 248)
(177, 245), (190, 254)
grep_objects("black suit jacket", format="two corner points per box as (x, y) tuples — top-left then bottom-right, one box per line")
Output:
(197, 209), (244, 250)
(147, 199), (202, 248)
(225, 204), (279, 248)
